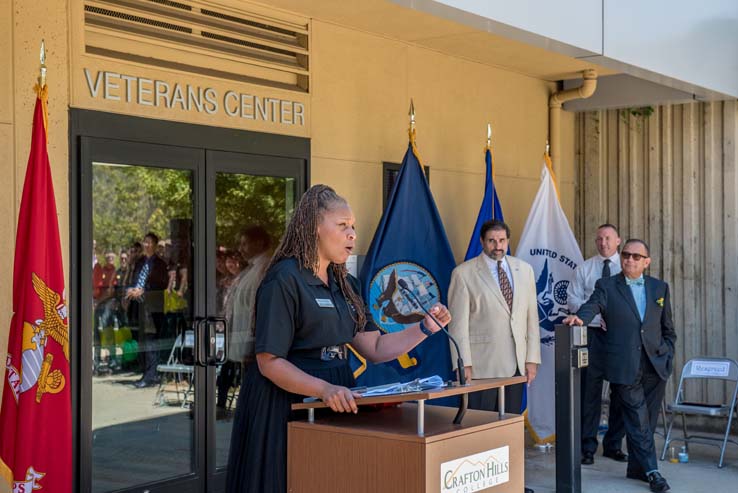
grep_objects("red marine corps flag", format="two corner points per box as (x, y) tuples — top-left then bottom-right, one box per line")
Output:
(0, 43), (71, 493)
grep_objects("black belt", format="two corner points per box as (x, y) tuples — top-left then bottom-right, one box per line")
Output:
(292, 345), (348, 361)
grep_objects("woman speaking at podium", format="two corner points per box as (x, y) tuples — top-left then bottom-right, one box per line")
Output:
(226, 184), (451, 493)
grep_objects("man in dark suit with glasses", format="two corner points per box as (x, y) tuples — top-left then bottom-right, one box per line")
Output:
(565, 239), (676, 493)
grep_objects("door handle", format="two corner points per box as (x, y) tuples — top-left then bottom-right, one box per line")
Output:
(194, 317), (228, 366)
(206, 316), (228, 366)
(193, 317), (208, 367)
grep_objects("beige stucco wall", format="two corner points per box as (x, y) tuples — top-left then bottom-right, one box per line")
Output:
(0, 1), (576, 420)
(309, 20), (576, 258)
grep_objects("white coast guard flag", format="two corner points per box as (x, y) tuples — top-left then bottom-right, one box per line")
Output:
(516, 157), (583, 443)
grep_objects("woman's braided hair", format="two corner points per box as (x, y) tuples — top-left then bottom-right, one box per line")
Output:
(263, 184), (367, 332)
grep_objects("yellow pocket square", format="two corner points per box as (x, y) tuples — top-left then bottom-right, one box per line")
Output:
(656, 297), (664, 307)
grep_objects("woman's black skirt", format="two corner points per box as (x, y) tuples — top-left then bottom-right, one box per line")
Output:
(225, 357), (355, 493)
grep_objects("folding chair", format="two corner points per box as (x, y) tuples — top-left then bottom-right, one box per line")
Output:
(155, 329), (195, 408)
(660, 357), (738, 468)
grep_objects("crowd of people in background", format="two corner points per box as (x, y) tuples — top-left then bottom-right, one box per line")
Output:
(91, 225), (272, 404)
(92, 233), (184, 388)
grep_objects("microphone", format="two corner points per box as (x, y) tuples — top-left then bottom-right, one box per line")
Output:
(397, 279), (467, 386)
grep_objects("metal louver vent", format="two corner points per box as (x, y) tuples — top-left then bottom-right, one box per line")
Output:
(83, 0), (310, 92)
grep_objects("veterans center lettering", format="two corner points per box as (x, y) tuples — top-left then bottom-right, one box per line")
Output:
(83, 68), (305, 126)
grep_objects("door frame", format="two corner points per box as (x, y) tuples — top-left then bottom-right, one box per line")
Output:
(69, 109), (309, 493)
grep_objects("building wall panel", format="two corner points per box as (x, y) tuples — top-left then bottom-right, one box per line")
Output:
(576, 101), (738, 406)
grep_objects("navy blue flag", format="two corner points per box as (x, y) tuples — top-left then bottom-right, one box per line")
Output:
(464, 147), (506, 260)
(349, 143), (455, 387)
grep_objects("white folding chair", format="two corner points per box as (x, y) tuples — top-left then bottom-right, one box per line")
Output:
(155, 329), (195, 408)
(660, 357), (738, 467)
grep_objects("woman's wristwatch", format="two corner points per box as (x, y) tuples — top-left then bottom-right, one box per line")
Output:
(418, 320), (435, 337)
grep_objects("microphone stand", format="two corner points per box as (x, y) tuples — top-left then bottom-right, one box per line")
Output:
(397, 279), (468, 424)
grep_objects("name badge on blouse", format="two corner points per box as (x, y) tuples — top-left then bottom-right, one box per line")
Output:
(315, 298), (335, 308)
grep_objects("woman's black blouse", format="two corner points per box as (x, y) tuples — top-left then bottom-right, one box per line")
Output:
(253, 258), (378, 358)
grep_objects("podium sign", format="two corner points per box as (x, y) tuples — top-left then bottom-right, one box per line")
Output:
(440, 445), (510, 491)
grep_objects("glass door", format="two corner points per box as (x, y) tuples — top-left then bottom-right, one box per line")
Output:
(80, 137), (304, 493)
(204, 150), (302, 490)
(82, 138), (206, 493)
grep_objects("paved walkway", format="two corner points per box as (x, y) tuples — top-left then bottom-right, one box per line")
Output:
(525, 432), (738, 492)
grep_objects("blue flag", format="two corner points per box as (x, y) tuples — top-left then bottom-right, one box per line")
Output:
(350, 143), (455, 387)
(463, 148), (506, 260)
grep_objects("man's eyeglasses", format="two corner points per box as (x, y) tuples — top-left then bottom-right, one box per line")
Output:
(621, 251), (649, 261)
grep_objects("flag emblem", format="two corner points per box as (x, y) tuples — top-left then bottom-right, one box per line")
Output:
(11, 273), (69, 404)
(534, 259), (571, 346)
(369, 262), (438, 332)
(12, 466), (45, 492)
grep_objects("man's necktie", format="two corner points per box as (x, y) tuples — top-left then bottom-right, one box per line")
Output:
(625, 277), (645, 286)
(599, 259), (612, 331)
(497, 260), (514, 311)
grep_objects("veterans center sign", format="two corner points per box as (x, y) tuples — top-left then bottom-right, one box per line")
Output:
(83, 68), (305, 126)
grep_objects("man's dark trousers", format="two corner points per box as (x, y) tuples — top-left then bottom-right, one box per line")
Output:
(581, 326), (626, 455)
(469, 369), (524, 414)
(612, 350), (666, 475)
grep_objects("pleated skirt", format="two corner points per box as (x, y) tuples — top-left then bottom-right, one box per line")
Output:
(225, 358), (355, 493)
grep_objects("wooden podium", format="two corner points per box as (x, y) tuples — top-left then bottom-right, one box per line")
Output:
(288, 377), (527, 493)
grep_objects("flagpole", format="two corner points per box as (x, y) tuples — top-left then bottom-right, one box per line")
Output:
(544, 141), (560, 200)
(487, 123), (495, 220)
(408, 99), (416, 144)
(37, 40), (49, 135)
(408, 99), (423, 164)
(38, 40), (47, 88)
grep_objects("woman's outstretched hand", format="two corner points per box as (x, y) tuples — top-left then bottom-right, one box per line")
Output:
(319, 383), (362, 414)
(423, 303), (452, 333)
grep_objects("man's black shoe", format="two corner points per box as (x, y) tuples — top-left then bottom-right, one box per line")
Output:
(216, 406), (233, 420)
(626, 470), (648, 482)
(581, 452), (594, 465)
(133, 379), (157, 389)
(524, 488), (534, 493)
(603, 449), (628, 462)
(647, 472), (670, 492)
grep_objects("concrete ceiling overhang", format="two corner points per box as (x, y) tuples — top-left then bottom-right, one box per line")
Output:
(253, 0), (737, 109)
(253, 0), (616, 82)
(562, 74), (696, 112)
(390, 0), (735, 102)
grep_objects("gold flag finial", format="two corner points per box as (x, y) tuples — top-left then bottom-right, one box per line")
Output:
(408, 99), (415, 132)
(407, 99), (422, 161)
(39, 40), (47, 88)
(487, 123), (492, 148)
(408, 98), (417, 147)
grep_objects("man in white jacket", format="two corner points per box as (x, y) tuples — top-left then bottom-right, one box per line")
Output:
(448, 219), (541, 414)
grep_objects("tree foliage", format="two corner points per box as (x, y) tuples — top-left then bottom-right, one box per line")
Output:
(215, 173), (294, 250)
(92, 164), (293, 257)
